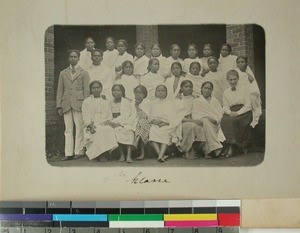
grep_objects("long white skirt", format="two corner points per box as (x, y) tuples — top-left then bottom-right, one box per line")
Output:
(115, 126), (134, 145)
(149, 125), (172, 145)
(85, 125), (118, 160)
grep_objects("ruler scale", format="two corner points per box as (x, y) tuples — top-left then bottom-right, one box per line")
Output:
(0, 201), (240, 232)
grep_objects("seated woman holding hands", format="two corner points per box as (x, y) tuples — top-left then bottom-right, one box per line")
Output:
(106, 84), (136, 163)
(82, 81), (118, 161)
(191, 81), (225, 158)
(221, 70), (253, 157)
(149, 85), (176, 162)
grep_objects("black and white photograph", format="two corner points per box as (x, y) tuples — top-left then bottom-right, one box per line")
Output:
(45, 24), (265, 167)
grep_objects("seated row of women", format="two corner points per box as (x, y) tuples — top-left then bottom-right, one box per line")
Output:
(83, 69), (255, 163)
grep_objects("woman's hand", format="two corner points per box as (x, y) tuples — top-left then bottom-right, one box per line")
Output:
(175, 93), (183, 100)
(247, 74), (254, 83)
(206, 116), (218, 125)
(115, 66), (122, 72)
(57, 108), (63, 116)
(158, 122), (169, 128)
(201, 68), (210, 77)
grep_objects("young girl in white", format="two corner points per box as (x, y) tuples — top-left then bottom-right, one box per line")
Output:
(200, 44), (213, 77)
(166, 44), (183, 78)
(235, 56), (262, 128)
(184, 62), (206, 97)
(78, 37), (95, 70)
(133, 43), (149, 80)
(102, 37), (119, 69)
(204, 57), (229, 105)
(218, 43), (238, 73)
(149, 85), (176, 162)
(115, 61), (139, 100)
(106, 84), (136, 163)
(151, 43), (169, 78)
(82, 81), (118, 161)
(164, 62), (184, 100)
(140, 58), (165, 101)
(183, 44), (203, 75)
(113, 39), (134, 79)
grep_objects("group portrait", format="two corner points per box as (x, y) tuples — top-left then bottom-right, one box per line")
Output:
(45, 24), (265, 167)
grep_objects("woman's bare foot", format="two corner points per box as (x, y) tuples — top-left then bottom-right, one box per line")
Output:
(136, 155), (145, 160)
(126, 158), (134, 163)
(118, 156), (125, 162)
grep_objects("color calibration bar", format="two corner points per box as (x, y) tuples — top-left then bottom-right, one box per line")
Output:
(0, 200), (240, 228)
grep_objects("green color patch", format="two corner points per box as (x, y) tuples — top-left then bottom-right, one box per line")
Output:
(108, 214), (163, 221)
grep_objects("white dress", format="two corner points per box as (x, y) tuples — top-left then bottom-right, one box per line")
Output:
(149, 98), (176, 145)
(164, 75), (184, 100)
(110, 98), (136, 145)
(151, 54), (169, 78)
(200, 56), (212, 70)
(113, 52), (134, 71)
(87, 64), (114, 98)
(204, 71), (228, 105)
(115, 74), (139, 100)
(103, 49), (119, 69)
(235, 67), (262, 127)
(133, 55), (149, 77)
(140, 72), (165, 101)
(82, 96), (118, 160)
(79, 48), (93, 71)
(218, 54), (238, 73)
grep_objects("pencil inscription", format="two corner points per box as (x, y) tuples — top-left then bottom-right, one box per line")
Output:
(131, 172), (170, 184)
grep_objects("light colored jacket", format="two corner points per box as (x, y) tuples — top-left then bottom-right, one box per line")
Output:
(56, 66), (90, 113)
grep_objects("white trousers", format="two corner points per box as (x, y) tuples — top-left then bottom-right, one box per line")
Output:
(63, 109), (84, 156)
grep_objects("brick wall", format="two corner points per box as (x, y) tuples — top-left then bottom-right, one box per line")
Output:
(136, 26), (158, 57)
(226, 24), (255, 72)
(45, 26), (65, 155)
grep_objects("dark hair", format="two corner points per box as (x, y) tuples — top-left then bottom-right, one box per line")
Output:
(105, 37), (115, 43)
(116, 39), (128, 49)
(236, 56), (248, 64)
(111, 84), (126, 98)
(89, 81), (103, 93)
(187, 43), (198, 51)
(147, 58), (159, 71)
(201, 81), (214, 90)
(121, 60), (134, 75)
(135, 43), (146, 50)
(134, 85), (148, 98)
(170, 44), (180, 52)
(171, 62), (183, 75)
(84, 37), (95, 44)
(155, 85), (168, 98)
(207, 56), (219, 64)
(91, 49), (104, 56)
(151, 43), (161, 50)
(203, 43), (213, 50)
(68, 49), (80, 57)
(221, 43), (232, 54)
(226, 70), (239, 79)
(189, 61), (201, 73)
(180, 80), (193, 89)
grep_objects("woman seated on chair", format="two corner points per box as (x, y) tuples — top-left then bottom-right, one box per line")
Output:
(221, 70), (253, 157)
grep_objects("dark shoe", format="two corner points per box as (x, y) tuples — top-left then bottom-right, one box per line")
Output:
(74, 154), (84, 159)
(220, 146), (229, 157)
(225, 145), (235, 158)
(62, 156), (73, 161)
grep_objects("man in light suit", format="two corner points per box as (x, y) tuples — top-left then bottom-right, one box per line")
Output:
(56, 50), (90, 161)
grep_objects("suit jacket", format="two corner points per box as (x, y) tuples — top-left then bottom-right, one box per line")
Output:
(56, 66), (90, 113)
